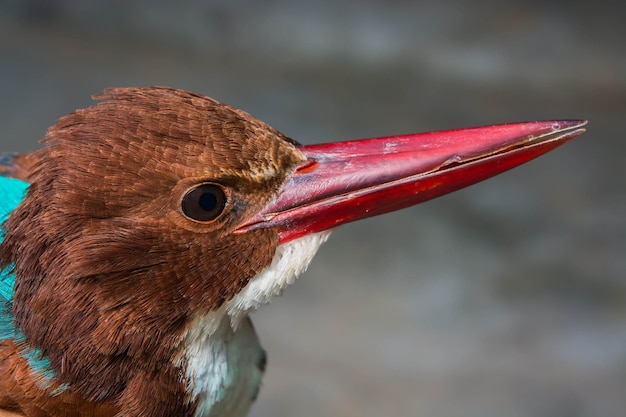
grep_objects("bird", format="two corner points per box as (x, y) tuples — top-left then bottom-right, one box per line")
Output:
(0, 86), (586, 417)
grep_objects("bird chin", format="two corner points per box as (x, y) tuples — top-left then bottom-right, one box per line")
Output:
(224, 230), (333, 329)
(176, 230), (332, 416)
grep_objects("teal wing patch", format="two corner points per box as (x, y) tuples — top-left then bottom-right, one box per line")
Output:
(0, 177), (28, 300)
(0, 177), (65, 391)
(0, 176), (27, 224)
(1, 177), (29, 338)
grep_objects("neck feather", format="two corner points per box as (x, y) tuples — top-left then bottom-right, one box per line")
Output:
(181, 231), (331, 416)
(225, 231), (332, 327)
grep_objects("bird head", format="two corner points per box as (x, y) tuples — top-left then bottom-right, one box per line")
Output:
(0, 86), (585, 407)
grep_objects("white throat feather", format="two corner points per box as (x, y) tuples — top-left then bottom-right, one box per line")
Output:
(181, 231), (331, 417)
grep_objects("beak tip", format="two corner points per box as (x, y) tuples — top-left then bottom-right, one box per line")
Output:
(556, 119), (588, 130)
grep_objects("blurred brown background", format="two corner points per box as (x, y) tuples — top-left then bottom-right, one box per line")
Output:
(0, 1), (624, 416)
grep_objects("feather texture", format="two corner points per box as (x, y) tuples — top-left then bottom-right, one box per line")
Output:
(0, 177), (28, 336)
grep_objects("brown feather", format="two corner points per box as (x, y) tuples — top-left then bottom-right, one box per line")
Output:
(0, 154), (37, 180)
(0, 340), (118, 416)
(0, 87), (306, 416)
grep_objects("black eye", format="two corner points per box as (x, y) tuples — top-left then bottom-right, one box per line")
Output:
(181, 184), (227, 222)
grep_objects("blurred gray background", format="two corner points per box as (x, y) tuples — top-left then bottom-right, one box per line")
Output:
(0, 1), (624, 416)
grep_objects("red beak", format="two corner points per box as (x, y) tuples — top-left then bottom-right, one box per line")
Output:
(238, 120), (587, 243)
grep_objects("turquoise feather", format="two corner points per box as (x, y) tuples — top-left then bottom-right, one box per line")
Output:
(0, 177), (64, 391)
(0, 177), (28, 332)
(0, 176), (28, 235)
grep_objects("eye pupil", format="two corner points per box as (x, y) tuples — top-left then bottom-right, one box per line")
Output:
(182, 184), (226, 222)
(198, 192), (217, 212)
